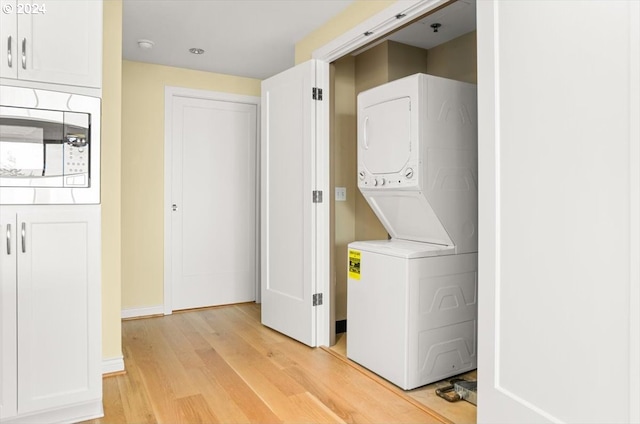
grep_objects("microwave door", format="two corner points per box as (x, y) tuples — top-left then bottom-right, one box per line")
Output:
(0, 107), (64, 185)
(0, 125), (44, 178)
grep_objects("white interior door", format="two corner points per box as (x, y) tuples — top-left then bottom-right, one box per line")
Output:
(477, 1), (640, 422)
(261, 60), (320, 347)
(170, 94), (257, 311)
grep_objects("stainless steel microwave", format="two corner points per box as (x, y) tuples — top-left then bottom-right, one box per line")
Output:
(0, 86), (100, 204)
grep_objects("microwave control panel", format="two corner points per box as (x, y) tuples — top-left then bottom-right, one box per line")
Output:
(64, 145), (89, 187)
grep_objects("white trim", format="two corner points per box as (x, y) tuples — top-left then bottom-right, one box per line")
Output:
(121, 305), (164, 319)
(312, 0), (450, 63)
(164, 86), (261, 315)
(310, 0), (452, 347)
(102, 356), (125, 375)
(629, 1), (640, 421)
(1, 400), (103, 424)
(315, 61), (331, 347)
(476, 2), (497, 420)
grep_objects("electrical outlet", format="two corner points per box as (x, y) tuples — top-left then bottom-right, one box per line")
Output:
(335, 187), (347, 202)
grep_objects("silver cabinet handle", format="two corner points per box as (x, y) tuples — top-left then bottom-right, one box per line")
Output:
(5, 224), (10, 255)
(21, 222), (25, 253)
(21, 38), (26, 70)
(7, 35), (11, 68)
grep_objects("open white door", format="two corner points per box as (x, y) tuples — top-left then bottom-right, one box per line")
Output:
(477, 1), (640, 423)
(261, 60), (325, 347)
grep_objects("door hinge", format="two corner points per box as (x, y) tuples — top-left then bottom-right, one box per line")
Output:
(312, 87), (323, 101)
(312, 293), (323, 306)
(312, 190), (323, 203)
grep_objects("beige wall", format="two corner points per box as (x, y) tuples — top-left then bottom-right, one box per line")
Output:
(427, 31), (477, 84)
(388, 41), (430, 82)
(332, 56), (357, 322)
(101, 0), (122, 360)
(121, 61), (260, 310)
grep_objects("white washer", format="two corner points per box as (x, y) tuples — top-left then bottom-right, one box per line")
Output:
(347, 74), (478, 390)
(347, 240), (477, 390)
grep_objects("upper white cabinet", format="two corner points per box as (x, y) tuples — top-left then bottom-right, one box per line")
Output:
(0, 0), (102, 88)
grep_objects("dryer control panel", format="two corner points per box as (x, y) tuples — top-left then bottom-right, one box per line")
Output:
(357, 165), (419, 190)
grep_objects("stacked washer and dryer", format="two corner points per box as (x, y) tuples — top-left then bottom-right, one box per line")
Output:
(347, 73), (478, 390)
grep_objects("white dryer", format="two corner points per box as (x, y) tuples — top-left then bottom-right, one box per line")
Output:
(347, 74), (478, 389)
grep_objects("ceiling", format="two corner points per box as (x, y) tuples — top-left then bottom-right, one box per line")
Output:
(387, 0), (475, 50)
(122, 0), (353, 80)
(122, 0), (476, 81)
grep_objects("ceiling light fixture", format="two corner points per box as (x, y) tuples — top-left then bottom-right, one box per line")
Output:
(137, 39), (155, 49)
(189, 47), (205, 55)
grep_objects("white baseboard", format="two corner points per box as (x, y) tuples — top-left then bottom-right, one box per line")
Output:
(121, 305), (164, 319)
(102, 356), (125, 375)
(3, 399), (103, 423)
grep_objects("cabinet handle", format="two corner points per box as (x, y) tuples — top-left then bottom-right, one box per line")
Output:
(21, 222), (25, 253)
(5, 224), (10, 255)
(6, 35), (11, 68)
(21, 38), (26, 70)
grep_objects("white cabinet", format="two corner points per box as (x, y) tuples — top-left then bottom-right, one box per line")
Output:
(0, 210), (17, 421)
(0, 205), (102, 423)
(0, 0), (102, 88)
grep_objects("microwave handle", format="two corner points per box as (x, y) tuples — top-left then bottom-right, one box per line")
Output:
(6, 35), (11, 68)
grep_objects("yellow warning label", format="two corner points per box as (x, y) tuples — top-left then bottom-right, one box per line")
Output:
(348, 249), (361, 280)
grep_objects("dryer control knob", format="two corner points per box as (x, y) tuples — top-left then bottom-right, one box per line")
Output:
(380, 178), (386, 186)
(405, 168), (414, 179)
(358, 171), (365, 181)
(373, 178), (379, 187)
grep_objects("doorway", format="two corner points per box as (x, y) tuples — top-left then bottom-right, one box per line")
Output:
(320, 2), (478, 422)
(330, 15), (477, 337)
(164, 87), (260, 312)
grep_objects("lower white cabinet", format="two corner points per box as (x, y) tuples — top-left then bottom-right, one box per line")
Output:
(0, 205), (102, 423)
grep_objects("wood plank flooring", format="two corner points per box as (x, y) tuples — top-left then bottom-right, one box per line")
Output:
(86, 303), (452, 424)
(329, 334), (477, 424)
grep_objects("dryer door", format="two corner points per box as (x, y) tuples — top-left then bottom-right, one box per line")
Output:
(359, 97), (412, 175)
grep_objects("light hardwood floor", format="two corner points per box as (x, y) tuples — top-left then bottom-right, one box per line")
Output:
(329, 334), (477, 424)
(86, 303), (456, 424)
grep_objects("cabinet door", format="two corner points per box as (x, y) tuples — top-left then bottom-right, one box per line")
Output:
(0, 0), (18, 79)
(16, 206), (101, 414)
(16, 0), (102, 88)
(0, 211), (17, 420)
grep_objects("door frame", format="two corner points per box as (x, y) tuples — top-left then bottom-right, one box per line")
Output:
(310, 0), (453, 347)
(163, 86), (261, 315)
